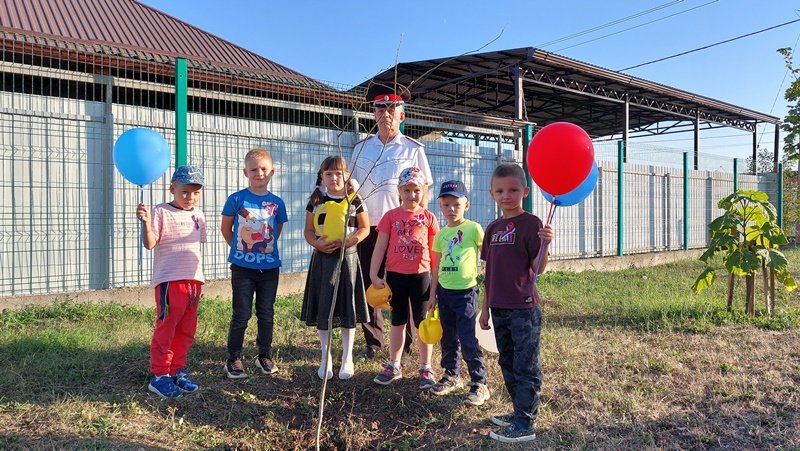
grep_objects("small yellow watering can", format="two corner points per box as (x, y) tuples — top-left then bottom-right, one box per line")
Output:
(366, 280), (392, 311)
(313, 194), (354, 242)
(419, 308), (443, 345)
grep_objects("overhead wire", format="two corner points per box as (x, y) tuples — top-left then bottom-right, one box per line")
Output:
(522, 1), (716, 131)
(618, 17), (800, 71)
(534, 0), (684, 48)
(533, 2), (797, 159)
(553, 0), (719, 52)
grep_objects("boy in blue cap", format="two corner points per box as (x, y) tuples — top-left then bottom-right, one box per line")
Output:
(429, 179), (489, 405)
(137, 165), (207, 398)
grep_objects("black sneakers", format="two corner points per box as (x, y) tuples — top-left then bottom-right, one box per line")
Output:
(254, 355), (278, 375)
(225, 358), (247, 379)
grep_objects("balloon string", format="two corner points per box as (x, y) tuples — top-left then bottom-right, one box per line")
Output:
(545, 197), (557, 224)
(532, 198), (557, 290)
(138, 187), (144, 267)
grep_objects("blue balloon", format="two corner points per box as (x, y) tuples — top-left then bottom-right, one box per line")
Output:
(113, 128), (171, 186)
(541, 162), (598, 207)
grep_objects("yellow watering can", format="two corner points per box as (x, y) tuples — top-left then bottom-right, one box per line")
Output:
(313, 194), (355, 242)
(366, 280), (392, 311)
(419, 308), (443, 345)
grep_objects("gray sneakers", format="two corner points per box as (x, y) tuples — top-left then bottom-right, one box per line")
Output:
(465, 382), (490, 406)
(430, 374), (464, 396)
(418, 368), (437, 389)
(374, 363), (402, 385)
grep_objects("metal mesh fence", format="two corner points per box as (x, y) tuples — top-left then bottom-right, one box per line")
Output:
(594, 139), (758, 173)
(0, 35), (784, 297)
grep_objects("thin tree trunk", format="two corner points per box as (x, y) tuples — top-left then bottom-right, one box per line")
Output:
(770, 268), (776, 314)
(762, 263), (770, 315)
(726, 273), (735, 311)
(745, 274), (755, 316)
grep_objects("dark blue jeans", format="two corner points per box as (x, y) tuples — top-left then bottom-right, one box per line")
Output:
(438, 284), (486, 384)
(492, 305), (542, 430)
(227, 265), (279, 359)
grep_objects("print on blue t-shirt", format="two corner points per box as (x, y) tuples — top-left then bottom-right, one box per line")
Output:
(222, 189), (288, 270)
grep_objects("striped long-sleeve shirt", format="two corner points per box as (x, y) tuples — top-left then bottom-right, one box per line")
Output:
(150, 203), (206, 287)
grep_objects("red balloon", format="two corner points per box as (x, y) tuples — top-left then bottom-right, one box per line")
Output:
(527, 122), (595, 196)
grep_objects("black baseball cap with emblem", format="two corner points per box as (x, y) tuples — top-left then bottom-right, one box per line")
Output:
(366, 82), (411, 107)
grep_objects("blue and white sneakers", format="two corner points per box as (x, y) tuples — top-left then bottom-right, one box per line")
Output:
(148, 375), (182, 399)
(148, 369), (200, 398)
(174, 369), (199, 393)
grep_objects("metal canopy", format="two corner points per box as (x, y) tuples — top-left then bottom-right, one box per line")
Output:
(362, 47), (780, 139)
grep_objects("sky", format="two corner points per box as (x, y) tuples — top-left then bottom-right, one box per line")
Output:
(140, 0), (800, 162)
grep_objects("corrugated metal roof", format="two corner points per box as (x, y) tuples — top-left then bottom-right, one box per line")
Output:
(0, 0), (316, 85)
(362, 47), (780, 138)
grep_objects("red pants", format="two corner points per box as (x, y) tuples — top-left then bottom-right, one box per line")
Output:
(150, 280), (201, 376)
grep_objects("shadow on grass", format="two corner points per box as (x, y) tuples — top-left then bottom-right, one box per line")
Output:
(0, 335), (491, 449)
(0, 335), (311, 429)
(4, 329), (799, 449)
(0, 433), (169, 451)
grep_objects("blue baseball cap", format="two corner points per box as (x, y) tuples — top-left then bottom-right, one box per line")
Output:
(438, 180), (467, 198)
(171, 165), (204, 186)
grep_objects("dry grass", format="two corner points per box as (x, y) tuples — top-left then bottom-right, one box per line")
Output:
(1, 251), (799, 450)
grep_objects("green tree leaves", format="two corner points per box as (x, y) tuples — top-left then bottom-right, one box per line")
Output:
(693, 190), (796, 315)
(779, 47), (800, 163)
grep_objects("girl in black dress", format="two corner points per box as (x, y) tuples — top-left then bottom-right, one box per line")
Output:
(301, 156), (370, 380)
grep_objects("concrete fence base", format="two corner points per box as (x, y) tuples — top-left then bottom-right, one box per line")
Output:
(547, 249), (703, 273)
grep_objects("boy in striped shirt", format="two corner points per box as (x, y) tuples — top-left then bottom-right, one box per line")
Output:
(137, 165), (207, 399)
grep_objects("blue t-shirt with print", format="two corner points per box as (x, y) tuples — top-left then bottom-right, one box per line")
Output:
(222, 189), (288, 270)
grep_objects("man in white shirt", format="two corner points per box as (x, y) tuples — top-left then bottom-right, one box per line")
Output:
(351, 82), (434, 358)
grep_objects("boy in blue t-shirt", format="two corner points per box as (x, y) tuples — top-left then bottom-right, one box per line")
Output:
(221, 148), (288, 379)
(480, 163), (554, 444)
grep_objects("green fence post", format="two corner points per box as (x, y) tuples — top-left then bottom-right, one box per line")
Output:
(175, 58), (188, 167)
(683, 152), (689, 250)
(523, 124), (533, 213)
(733, 158), (738, 193)
(778, 162), (784, 229)
(617, 140), (624, 256)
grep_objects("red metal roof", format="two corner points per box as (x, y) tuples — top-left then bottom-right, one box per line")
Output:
(0, 0), (315, 85)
